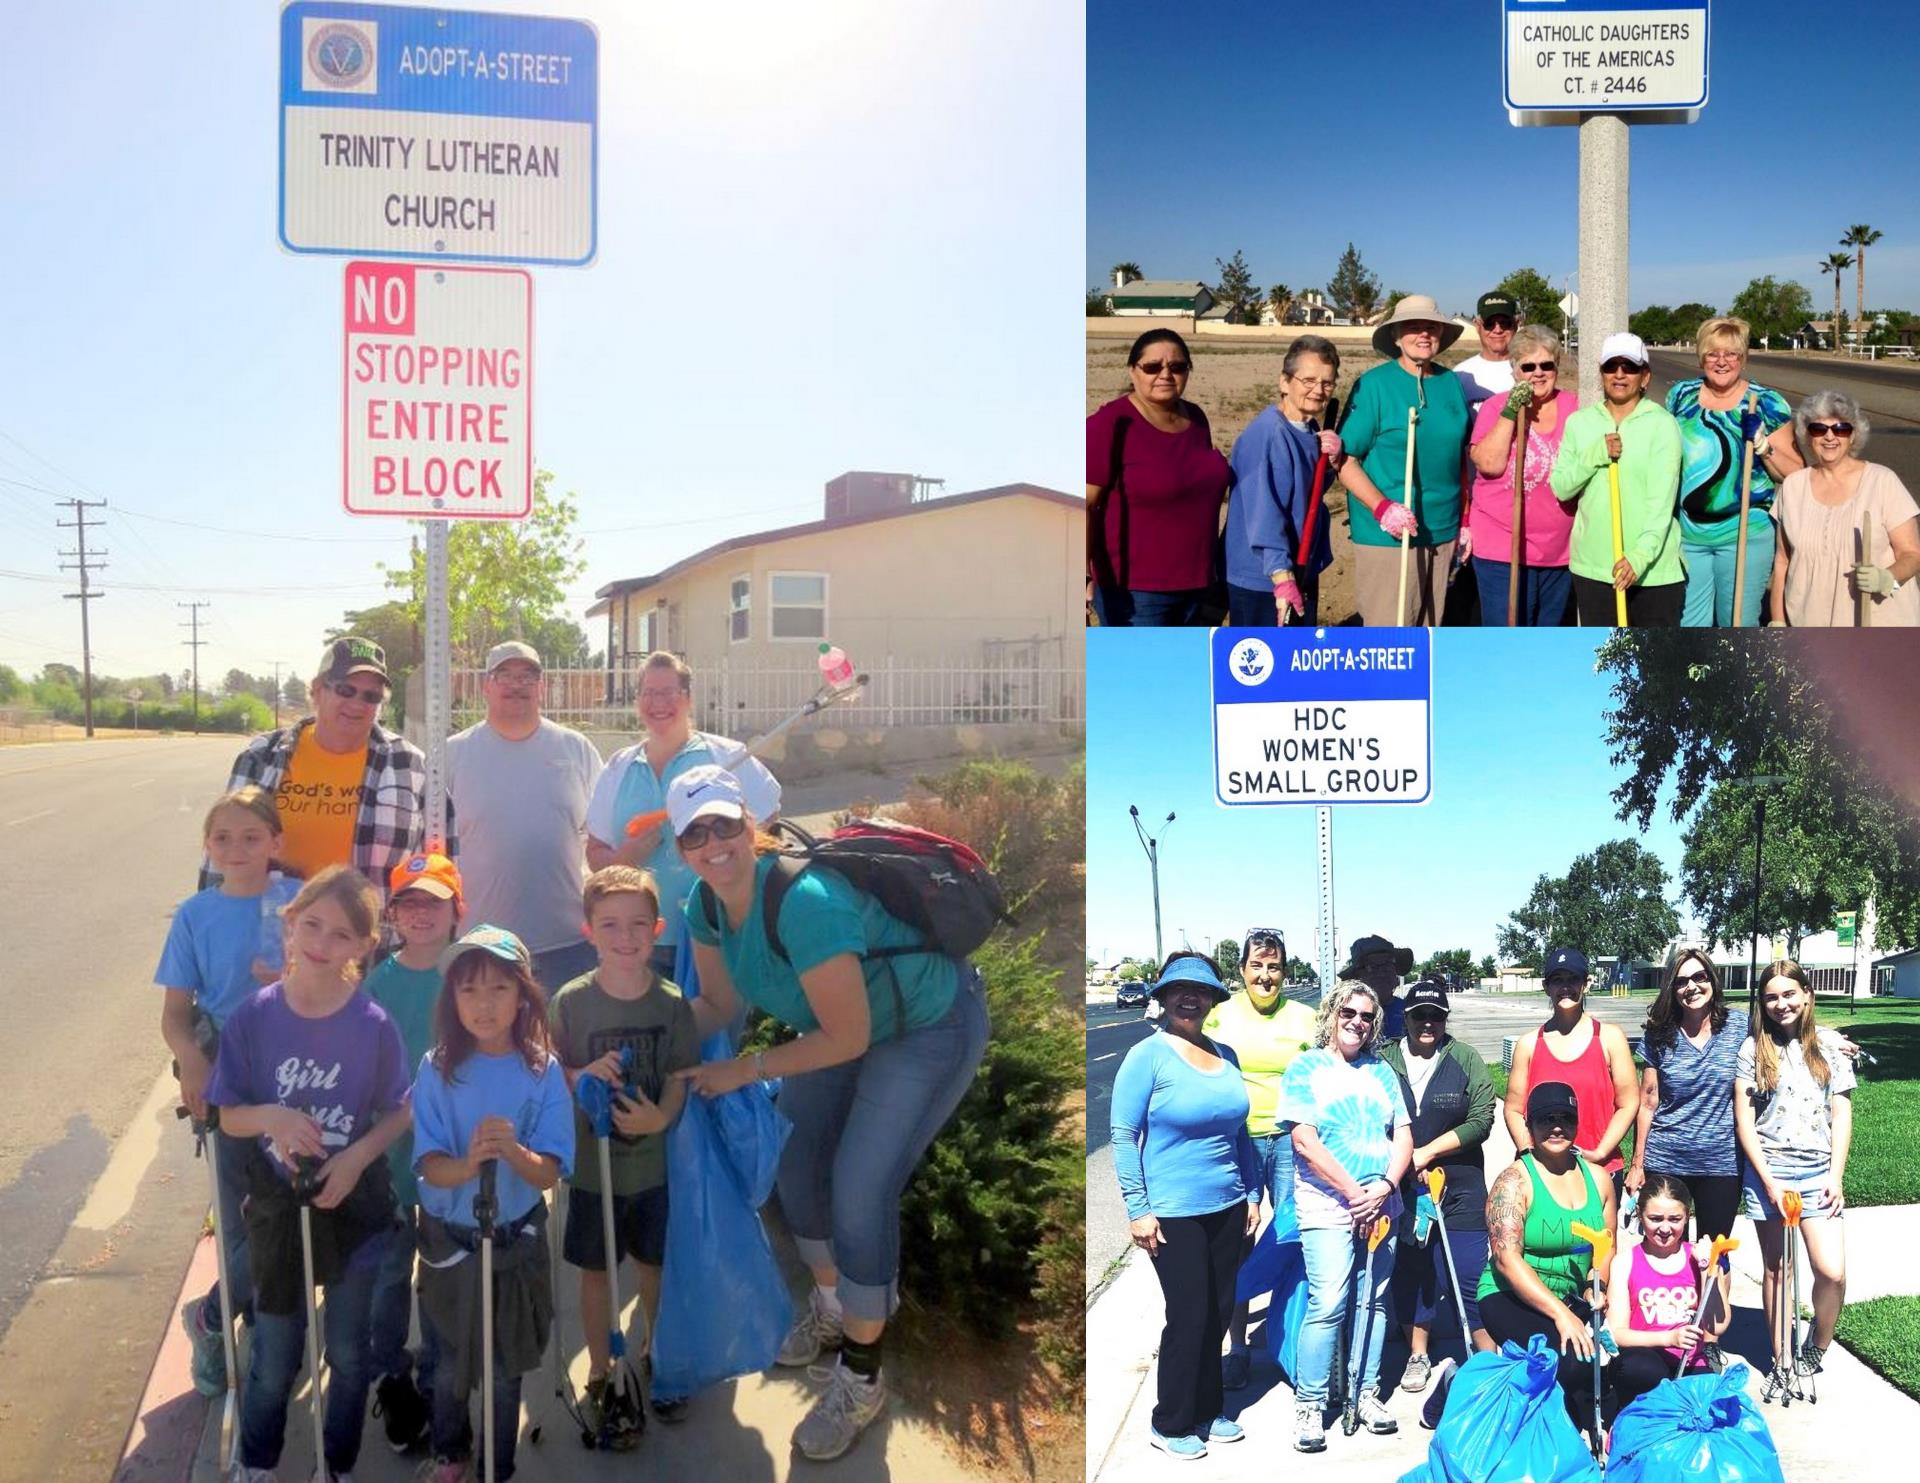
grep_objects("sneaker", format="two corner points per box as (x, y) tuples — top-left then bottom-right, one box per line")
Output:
(792, 1360), (888, 1462)
(1701, 1341), (1727, 1375)
(1796, 1342), (1826, 1376)
(776, 1288), (845, 1368)
(373, 1372), (430, 1453)
(1148, 1428), (1207, 1460)
(584, 1374), (644, 1450)
(1208, 1416), (1245, 1443)
(414, 1460), (469, 1483)
(1401, 1352), (1433, 1392)
(1294, 1402), (1326, 1453)
(1221, 1349), (1250, 1391)
(228, 1468), (278, 1482)
(184, 1296), (226, 1397)
(1419, 1359), (1458, 1431)
(1357, 1391), (1397, 1435)
(650, 1393), (689, 1424)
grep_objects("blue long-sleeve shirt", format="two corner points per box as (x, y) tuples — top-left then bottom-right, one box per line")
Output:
(1223, 405), (1335, 591)
(1111, 1032), (1262, 1221)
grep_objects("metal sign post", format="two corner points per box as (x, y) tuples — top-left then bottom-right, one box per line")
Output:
(424, 518), (451, 850)
(1317, 805), (1336, 1000)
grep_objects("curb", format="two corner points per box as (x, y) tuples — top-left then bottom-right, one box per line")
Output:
(1085, 1246), (1160, 1482)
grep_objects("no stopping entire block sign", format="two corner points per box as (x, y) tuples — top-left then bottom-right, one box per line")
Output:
(1211, 628), (1432, 806)
(343, 261), (532, 518)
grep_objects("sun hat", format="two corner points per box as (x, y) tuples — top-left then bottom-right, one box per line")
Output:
(1372, 295), (1466, 358)
(1150, 953), (1230, 1004)
(1340, 934), (1415, 979)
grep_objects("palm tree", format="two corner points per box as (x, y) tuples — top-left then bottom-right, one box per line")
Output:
(1110, 261), (1143, 287)
(1822, 252), (1854, 348)
(1842, 225), (1884, 324)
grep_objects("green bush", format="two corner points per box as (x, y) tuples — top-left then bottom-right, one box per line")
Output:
(898, 757), (1084, 938)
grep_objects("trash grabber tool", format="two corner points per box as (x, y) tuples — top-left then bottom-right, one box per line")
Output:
(176, 1106), (241, 1472)
(624, 669), (868, 840)
(1571, 1220), (1615, 1464)
(1342, 1213), (1391, 1436)
(292, 1156), (328, 1483)
(476, 1159), (500, 1483)
(1396, 407), (1418, 625)
(1424, 1169), (1473, 1357)
(1786, 1189), (1815, 1403)
(1509, 400), (1530, 626)
(1675, 1236), (1740, 1378)
(1860, 509), (1877, 628)
(576, 1070), (646, 1446)
(1732, 390), (1760, 627)
(1607, 454), (1628, 628)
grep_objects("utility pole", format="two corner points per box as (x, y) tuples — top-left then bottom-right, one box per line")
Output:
(179, 601), (210, 734)
(272, 660), (286, 728)
(56, 498), (107, 738)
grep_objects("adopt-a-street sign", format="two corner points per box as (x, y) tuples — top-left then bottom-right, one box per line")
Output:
(281, 2), (598, 265)
(1211, 628), (1431, 807)
(1504, 0), (1708, 116)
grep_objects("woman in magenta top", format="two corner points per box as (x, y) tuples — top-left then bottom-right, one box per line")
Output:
(1502, 947), (1640, 1209)
(1604, 1174), (1730, 1410)
(1087, 329), (1232, 626)
(1466, 325), (1579, 627)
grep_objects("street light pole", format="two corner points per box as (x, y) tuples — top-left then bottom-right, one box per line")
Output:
(1129, 804), (1176, 968)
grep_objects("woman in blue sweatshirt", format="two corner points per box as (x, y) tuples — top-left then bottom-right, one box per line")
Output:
(1111, 953), (1262, 1460)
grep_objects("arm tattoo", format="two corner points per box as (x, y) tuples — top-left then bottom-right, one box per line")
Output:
(1488, 1163), (1527, 1258)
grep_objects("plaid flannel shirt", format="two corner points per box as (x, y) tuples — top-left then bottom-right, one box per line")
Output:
(203, 718), (455, 892)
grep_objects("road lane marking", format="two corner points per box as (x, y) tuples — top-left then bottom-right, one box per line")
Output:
(3, 809), (54, 827)
(1092, 1051), (1117, 1062)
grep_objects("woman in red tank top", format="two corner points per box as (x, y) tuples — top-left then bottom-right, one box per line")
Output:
(1502, 947), (1640, 1211)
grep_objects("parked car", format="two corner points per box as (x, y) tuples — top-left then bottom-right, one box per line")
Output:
(1115, 981), (1150, 1010)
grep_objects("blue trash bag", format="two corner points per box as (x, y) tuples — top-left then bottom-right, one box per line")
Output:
(650, 1081), (793, 1398)
(1397, 1333), (1603, 1483)
(1608, 1364), (1784, 1483)
(1233, 1192), (1312, 1383)
(674, 926), (739, 1063)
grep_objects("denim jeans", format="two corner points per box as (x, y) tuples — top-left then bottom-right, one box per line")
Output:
(241, 1231), (386, 1473)
(1472, 557), (1572, 627)
(1091, 586), (1208, 627)
(369, 1210), (438, 1391)
(197, 1127), (255, 1329)
(530, 938), (599, 994)
(1681, 523), (1774, 627)
(423, 1307), (524, 1478)
(1295, 1224), (1397, 1405)
(1249, 1132), (1293, 1212)
(776, 967), (990, 1322)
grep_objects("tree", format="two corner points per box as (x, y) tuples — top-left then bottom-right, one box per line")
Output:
(1629, 305), (1677, 346)
(1598, 631), (1920, 952)
(220, 668), (255, 700)
(1669, 303), (1717, 344)
(1213, 250), (1262, 325)
(1821, 252), (1854, 346)
(1267, 283), (1293, 327)
(1419, 947), (1477, 982)
(330, 599), (420, 678)
(40, 663), (81, 688)
(1842, 225), (1883, 324)
(1214, 935), (1242, 984)
(1496, 838), (1680, 972)
(381, 472), (585, 666)
(281, 674), (306, 707)
(1728, 276), (1813, 346)
(1381, 289), (1410, 322)
(0, 664), (22, 703)
(521, 613), (592, 668)
(1085, 288), (1113, 317)
(1326, 243), (1382, 326)
(1478, 954), (1497, 980)
(1110, 261), (1143, 286)
(1286, 957), (1318, 989)
(1493, 267), (1563, 334)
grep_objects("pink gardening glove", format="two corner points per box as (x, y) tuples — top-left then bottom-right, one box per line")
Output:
(1272, 573), (1306, 618)
(1317, 429), (1343, 462)
(1457, 526), (1474, 561)
(1375, 500), (1418, 539)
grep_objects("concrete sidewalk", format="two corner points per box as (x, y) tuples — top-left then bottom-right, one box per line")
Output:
(1088, 1112), (1920, 1480)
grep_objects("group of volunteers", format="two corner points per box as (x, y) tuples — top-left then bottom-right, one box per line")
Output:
(1086, 295), (1920, 627)
(1110, 930), (1859, 1462)
(156, 635), (989, 1480)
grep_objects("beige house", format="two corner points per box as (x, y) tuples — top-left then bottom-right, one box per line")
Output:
(586, 473), (1082, 684)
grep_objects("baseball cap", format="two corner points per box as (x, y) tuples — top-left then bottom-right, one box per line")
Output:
(438, 923), (531, 976)
(389, 851), (463, 902)
(1544, 946), (1590, 981)
(666, 764), (747, 836)
(1598, 331), (1650, 368)
(1476, 292), (1519, 322)
(1150, 953), (1230, 1004)
(485, 640), (541, 673)
(1526, 1080), (1580, 1125)
(1404, 980), (1451, 1016)
(317, 635), (389, 685)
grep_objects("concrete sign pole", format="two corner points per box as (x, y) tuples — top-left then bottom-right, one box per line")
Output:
(1577, 114), (1630, 406)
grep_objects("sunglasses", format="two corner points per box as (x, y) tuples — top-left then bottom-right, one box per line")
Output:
(1806, 421), (1854, 438)
(1600, 358), (1644, 374)
(1134, 359), (1191, 376)
(328, 680), (387, 705)
(1517, 360), (1556, 373)
(1337, 1007), (1377, 1025)
(1407, 1010), (1447, 1024)
(677, 814), (746, 850)
(1674, 970), (1713, 989)
(1482, 317), (1517, 331)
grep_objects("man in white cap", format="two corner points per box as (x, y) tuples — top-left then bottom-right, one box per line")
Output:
(446, 640), (605, 989)
(1549, 332), (1685, 627)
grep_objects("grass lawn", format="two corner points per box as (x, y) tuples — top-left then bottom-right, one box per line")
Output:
(1836, 1295), (1920, 1401)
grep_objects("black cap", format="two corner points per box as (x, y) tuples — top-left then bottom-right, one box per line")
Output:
(1476, 292), (1519, 322)
(1526, 1081), (1579, 1125)
(1403, 980), (1450, 1016)
(1543, 946), (1589, 981)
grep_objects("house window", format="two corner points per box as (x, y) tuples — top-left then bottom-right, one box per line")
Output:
(768, 572), (827, 640)
(729, 575), (750, 643)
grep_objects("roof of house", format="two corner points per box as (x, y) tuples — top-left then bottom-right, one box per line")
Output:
(1872, 946), (1920, 967)
(1111, 280), (1209, 299)
(588, 482), (1080, 606)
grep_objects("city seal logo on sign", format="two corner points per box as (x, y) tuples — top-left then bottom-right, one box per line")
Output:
(1229, 637), (1273, 686)
(307, 21), (375, 90)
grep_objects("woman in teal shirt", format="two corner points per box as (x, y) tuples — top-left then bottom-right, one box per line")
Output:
(668, 765), (988, 1464)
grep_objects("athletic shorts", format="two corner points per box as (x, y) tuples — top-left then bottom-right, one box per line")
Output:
(563, 1182), (670, 1270)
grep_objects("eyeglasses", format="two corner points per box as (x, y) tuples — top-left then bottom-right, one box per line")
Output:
(1337, 1007), (1377, 1024)
(1517, 360), (1556, 373)
(1674, 970), (1713, 989)
(328, 680), (386, 705)
(489, 669), (541, 688)
(1287, 376), (1337, 390)
(639, 687), (687, 703)
(677, 814), (746, 850)
(1806, 421), (1854, 438)
(1134, 360), (1191, 376)
(1703, 351), (1743, 362)
(1600, 358), (1643, 374)
(1482, 317), (1517, 331)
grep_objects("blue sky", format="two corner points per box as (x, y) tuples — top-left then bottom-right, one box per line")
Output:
(1086, 628), (1693, 968)
(1088, 0), (1919, 318)
(0, 0), (1084, 682)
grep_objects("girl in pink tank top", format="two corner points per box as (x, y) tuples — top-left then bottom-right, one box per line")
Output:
(1606, 1176), (1731, 1412)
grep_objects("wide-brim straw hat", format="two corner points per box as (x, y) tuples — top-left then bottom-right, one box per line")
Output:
(1371, 295), (1466, 359)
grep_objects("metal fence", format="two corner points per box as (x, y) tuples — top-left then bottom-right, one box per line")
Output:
(447, 644), (1084, 735)
(0, 706), (55, 743)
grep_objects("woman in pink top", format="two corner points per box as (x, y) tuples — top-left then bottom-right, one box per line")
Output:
(1503, 947), (1639, 1211)
(1466, 325), (1579, 626)
(1605, 1174), (1731, 1411)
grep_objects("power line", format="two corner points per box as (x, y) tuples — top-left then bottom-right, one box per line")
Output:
(179, 601), (209, 735)
(57, 498), (106, 737)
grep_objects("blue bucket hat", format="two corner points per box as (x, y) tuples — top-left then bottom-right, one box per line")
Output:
(1150, 953), (1229, 1004)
